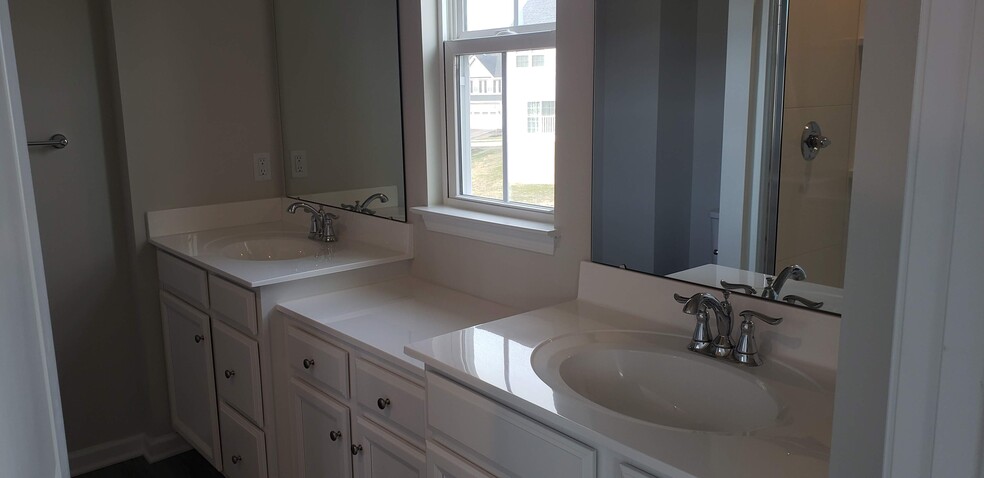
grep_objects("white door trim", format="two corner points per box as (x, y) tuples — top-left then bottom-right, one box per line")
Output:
(0, 0), (69, 475)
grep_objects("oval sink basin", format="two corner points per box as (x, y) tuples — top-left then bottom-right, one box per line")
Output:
(212, 233), (328, 261)
(532, 331), (781, 433)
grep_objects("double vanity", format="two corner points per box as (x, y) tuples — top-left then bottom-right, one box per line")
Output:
(147, 199), (838, 478)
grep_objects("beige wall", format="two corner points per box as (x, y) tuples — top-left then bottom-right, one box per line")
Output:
(401, 0), (595, 310)
(8, 0), (146, 452)
(108, 0), (285, 438)
(774, 0), (864, 287)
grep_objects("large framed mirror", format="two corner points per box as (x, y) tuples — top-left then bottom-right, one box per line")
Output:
(273, 0), (407, 221)
(591, 0), (865, 315)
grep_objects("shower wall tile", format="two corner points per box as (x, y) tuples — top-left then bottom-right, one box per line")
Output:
(775, 105), (853, 286)
(784, 0), (863, 108)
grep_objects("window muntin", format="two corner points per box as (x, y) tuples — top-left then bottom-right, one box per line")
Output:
(445, 2), (556, 212)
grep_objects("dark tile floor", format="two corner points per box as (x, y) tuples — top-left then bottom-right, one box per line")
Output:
(76, 451), (222, 478)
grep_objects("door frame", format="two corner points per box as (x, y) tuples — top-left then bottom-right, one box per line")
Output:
(0, 0), (70, 475)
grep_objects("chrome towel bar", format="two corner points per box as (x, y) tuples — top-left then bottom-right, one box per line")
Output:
(28, 133), (68, 149)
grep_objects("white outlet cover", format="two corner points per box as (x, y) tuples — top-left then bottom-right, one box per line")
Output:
(290, 150), (308, 178)
(254, 153), (272, 181)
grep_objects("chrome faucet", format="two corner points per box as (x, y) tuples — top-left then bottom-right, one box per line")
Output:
(674, 290), (783, 366)
(342, 192), (389, 215)
(675, 290), (735, 358)
(762, 264), (807, 300)
(287, 201), (338, 242)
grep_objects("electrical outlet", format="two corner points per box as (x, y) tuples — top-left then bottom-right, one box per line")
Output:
(290, 150), (308, 178)
(253, 153), (271, 181)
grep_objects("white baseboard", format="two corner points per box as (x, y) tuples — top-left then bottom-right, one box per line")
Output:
(68, 432), (191, 476)
(142, 432), (192, 464)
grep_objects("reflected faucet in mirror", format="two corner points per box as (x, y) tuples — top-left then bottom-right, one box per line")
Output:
(287, 201), (338, 243)
(342, 192), (389, 215)
(719, 264), (823, 309)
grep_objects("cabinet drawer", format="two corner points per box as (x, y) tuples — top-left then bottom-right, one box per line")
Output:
(286, 325), (349, 399)
(208, 275), (257, 336)
(157, 251), (208, 310)
(355, 358), (425, 444)
(219, 403), (268, 478)
(213, 320), (264, 426)
(427, 372), (596, 478)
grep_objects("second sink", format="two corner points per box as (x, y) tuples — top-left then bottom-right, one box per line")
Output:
(531, 330), (782, 433)
(209, 232), (329, 261)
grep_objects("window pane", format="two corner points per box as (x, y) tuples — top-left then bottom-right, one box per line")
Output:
(506, 48), (555, 208)
(458, 53), (504, 201)
(518, 0), (556, 26)
(532, 54), (545, 67)
(463, 0), (556, 33)
(464, 0), (513, 32)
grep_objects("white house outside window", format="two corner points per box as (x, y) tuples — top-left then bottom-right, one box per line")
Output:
(444, 0), (557, 211)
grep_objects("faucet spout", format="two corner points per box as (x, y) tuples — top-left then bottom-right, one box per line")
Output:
(763, 265), (807, 299)
(681, 291), (735, 358)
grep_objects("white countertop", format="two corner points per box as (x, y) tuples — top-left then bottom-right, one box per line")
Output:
(406, 299), (835, 478)
(276, 277), (518, 374)
(149, 221), (412, 288)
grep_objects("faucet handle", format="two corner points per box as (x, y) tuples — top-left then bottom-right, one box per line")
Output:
(673, 293), (690, 304)
(738, 310), (783, 325)
(733, 310), (782, 366)
(721, 280), (757, 295)
(782, 295), (824, 309)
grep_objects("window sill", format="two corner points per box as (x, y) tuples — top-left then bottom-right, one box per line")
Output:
(410, 205), (558, 255)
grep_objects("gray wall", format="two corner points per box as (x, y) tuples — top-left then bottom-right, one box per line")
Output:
(9, 0), (287, 455)
(277, 0), (405, 202)
(8, 0), (146, 453)
(108, 0), (285, 439)
(688, 0), (728, 267)
(592, 0), (662, 272)
(592, 0), (707, 276)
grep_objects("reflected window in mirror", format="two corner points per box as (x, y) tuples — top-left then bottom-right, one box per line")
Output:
(443, 0), (557, 216)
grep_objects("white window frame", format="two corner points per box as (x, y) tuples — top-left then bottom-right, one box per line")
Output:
(441, 1), (557, 220)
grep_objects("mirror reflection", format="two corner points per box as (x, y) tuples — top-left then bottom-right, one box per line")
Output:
(274, 0), (407, 221)
(591, 0), (865, 315)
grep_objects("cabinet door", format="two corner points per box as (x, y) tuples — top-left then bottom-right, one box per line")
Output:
(288, 378), (352, 478)
(160, 291), (222, 469)
(426, 442), (494, 478)
(353, 417), (425, 478)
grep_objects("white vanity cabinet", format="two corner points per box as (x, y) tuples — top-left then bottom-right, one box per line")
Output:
(425, 372), (597, 478)
(160, 291), (222, 469)
(286, 377), (352, 478)
(277, 320), (428, 478)
(157, 251), (270, 477)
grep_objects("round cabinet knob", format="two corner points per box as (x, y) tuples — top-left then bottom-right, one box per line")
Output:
(351, 444), (363, 456)
(194, 335), (204, 343)
(377, 397), (391, 410)
(224, 370), (235, 379)
(329, 430), (342, 442)
(231, 455), (242, 465)
(302, 358), (315, 369)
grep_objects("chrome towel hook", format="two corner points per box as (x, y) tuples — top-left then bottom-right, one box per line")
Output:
(28, 133), (68, 149)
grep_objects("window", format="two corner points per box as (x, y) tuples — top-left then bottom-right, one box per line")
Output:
(444, 0), (557, 212)
(526, 100), (555, 133)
